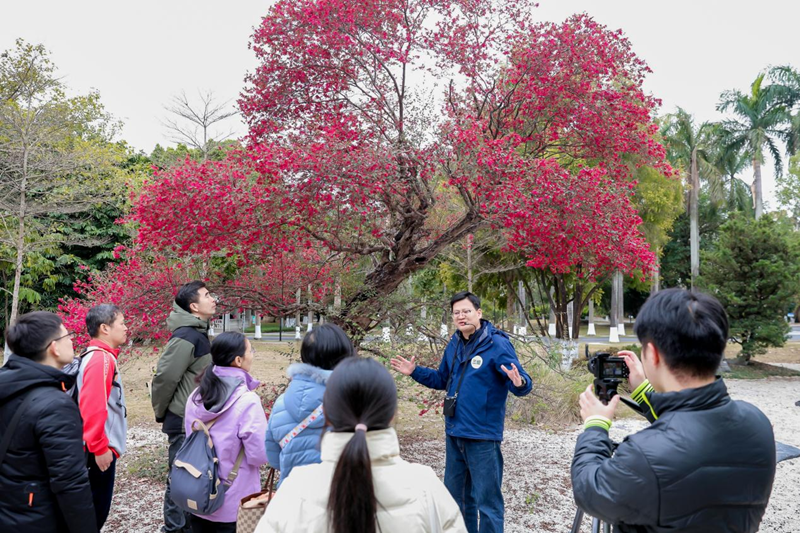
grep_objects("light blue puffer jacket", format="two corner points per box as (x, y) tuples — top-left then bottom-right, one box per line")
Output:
(266, 363), (330, 485)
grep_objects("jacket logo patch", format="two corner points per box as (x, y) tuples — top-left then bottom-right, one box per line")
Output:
(471, 356), (483, 369)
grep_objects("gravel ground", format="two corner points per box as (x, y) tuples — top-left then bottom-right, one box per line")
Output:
(106, 377), (800, 532)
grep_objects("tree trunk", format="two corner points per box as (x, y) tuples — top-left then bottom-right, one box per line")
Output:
(466, 234), (473, 292)
(9, 143), (29, 328)
(517, 280), (525, 329)
(651, 248), (660, 294)
(615, 270), (625, 325)
(609, 273), (618, 328)
(690, 150), (700, 289)
(753, 157), (763, 220)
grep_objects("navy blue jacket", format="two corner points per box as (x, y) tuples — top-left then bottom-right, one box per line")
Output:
(411, 320), (532, 441)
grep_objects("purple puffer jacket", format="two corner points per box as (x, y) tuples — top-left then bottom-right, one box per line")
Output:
(184, 365), (268, 523)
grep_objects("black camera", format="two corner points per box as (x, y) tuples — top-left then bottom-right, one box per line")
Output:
(586, 346), (630, 404)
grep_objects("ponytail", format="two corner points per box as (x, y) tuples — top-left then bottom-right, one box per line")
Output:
(328, 430), (376, 533)
(323, 357), (397, 533)
(196, 331), (247, 411)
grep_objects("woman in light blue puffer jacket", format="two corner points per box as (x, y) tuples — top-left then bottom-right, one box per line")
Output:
(265, 324), (354, 484)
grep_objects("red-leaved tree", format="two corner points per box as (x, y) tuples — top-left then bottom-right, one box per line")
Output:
(68, 2), (670, 343)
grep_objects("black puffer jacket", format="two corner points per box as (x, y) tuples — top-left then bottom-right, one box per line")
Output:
(572, 378), (776, 533)
(0, 354), (98, 533)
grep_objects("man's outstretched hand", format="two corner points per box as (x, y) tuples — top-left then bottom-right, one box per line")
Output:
(501, 363), (524, 387)
(390, 355), (416, 376)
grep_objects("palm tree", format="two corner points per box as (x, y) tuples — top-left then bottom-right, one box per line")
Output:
(661, 108), (717, 289)
(717, 73), (789, 219)
(708, 127), (755, 215)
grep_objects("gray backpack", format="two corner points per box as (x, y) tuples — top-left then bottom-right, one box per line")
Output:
(169, 418), (245, 515)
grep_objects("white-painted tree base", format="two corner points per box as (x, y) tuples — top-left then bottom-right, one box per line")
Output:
(609, 328), (620, 343)
(618, 323), (626, 336)
(254, 325), (262, 339)
(587, 323), (596, 336)
(548, 323), (556, 336)
(382, 327), (391, 343)
(295, 327), (301, 340)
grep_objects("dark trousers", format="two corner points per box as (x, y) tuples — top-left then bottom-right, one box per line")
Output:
(87, 452), (117, 530)
(163, 431), (192, 533)
(444, 435), (505, 533)
(190, 514), (236, 533)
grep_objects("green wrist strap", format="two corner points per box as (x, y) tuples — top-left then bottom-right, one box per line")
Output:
(584, 415), (612, 432)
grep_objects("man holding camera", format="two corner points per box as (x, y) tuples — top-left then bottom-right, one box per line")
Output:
(572, 289), (776, 532)
(391, 291), (532, 533)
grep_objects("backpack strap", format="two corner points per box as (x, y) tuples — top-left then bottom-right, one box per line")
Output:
(280, 404), (324, 450)
(225, 447), (246, 484)
(0, 388), (47, 468)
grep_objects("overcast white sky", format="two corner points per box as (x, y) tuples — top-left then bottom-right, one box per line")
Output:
(2, 0), (797, 208)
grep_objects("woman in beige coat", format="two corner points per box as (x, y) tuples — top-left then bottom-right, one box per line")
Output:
(256, 357), (466, 533)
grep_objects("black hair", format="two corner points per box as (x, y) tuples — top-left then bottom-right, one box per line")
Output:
(86, 304), (122, 338)
(175, 280), (207, 313)
(6, 311), (64, 362)
(301, 324), (354, 370)
(450, 291), (481, 311)
(633, 288), (729, 378)
(324, 357), (397, 533)
(195, 331), (247, 411)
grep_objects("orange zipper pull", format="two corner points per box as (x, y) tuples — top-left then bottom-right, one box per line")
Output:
(28, 492), (33, 507)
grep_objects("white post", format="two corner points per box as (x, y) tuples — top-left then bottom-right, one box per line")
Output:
(254, 314), (262, 340)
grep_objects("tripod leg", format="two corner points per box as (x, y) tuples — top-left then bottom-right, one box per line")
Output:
(570, 509), (584, 533)
(604, 521), (611, 533)
(591, 517), (601, 533)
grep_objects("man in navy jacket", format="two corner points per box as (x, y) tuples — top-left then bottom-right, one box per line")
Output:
(392, 291), (532, 533)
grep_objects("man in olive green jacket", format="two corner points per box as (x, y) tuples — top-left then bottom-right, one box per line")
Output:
(151, 281), (217, 533)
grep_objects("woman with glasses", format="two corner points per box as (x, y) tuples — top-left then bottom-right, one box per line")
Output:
(183, 331), (268, 533)
(0, 312), (98, 533)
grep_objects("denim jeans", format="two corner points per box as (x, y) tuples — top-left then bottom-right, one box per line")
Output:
(163, 431), (191, 533)
(444, 436), (504, 533)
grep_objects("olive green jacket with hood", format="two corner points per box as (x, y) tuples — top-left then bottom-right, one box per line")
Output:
(151, 303), (212, 428)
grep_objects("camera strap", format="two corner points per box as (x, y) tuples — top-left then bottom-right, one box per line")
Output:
(446, 329), (486, 398)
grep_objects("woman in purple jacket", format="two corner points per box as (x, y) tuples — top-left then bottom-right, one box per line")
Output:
(184, 332), (268, 533)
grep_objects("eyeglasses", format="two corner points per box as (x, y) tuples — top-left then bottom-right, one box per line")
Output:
(452, 310), (474, 317)
(52, 331), (76, 343)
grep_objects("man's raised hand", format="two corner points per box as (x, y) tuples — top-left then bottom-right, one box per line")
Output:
(579, 384), (621, 422)
(619, 350), (645, 390)
(500, 363), (524, 387)
(390, 355), (416, 376)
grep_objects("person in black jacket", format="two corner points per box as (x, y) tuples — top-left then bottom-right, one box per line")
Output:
(571, 288), (776, 533)
(0, 311), (98, 533)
